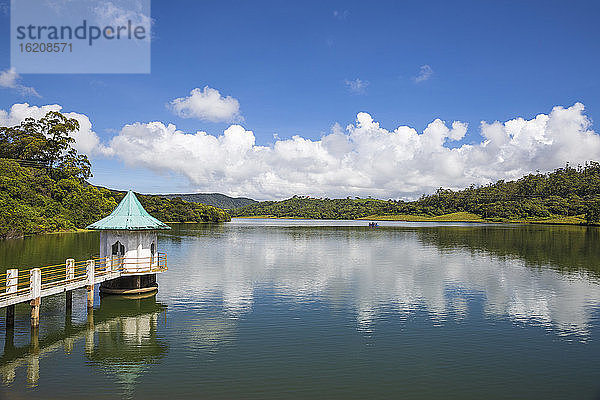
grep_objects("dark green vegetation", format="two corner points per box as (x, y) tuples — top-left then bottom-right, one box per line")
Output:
(0, 112), (229, 239)
(232, 162), (600, 225)
(231, 197), (406, 220)
(109, 190), (230, 224)
(158, 193), (256, 209)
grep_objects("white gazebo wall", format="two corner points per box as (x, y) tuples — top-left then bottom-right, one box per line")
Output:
(99, 230), (159, 272)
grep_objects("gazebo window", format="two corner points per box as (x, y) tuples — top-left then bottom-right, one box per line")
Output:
(112, 241), (125, 256)
(111, 241), (125, 269)
(151, 242), (156, 265)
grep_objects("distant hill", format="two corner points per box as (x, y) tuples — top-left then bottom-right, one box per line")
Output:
(157, 193), (256, 209)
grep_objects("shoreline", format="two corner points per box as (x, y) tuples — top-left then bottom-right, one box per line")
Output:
(2, 214), (593, 241)
(232, 212), (590, 226)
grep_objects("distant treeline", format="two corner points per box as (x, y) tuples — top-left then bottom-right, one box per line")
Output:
(157, 193), (256, 209)
(0, 112), (229, 239)
(110, 190), (231, 224)
(231, 162), (600, 224)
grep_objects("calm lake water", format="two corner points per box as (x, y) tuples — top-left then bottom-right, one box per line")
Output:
(1, 219), (600, 399)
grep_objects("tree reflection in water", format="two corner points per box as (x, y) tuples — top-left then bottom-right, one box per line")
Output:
(162, 222), (600, 340)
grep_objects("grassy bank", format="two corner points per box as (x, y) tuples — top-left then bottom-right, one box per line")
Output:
(507, 215), (586, 225)
(360, 212), (486, 222)
(361, 212), (587, 225)
(234, 215), (311, 219)
(234, 212), (589, 225)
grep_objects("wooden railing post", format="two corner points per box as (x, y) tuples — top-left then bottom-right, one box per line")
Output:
(86, 260), (95, 310)
(66, 259), (75, 281)
(29, 269), (41, 328)
(65, 259), (74, 312)
(5, 269), (18, 328)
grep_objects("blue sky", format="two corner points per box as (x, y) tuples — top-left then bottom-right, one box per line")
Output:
(1, 0), (600, 199)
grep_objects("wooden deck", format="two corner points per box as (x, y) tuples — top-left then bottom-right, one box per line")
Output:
(0, 254), (167, 309)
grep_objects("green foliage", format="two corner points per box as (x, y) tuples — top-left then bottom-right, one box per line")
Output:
(0, 112), (230, 239)
(231, 196), (404, 219)
(0, 111), (91, 180)
(0, 159), (114, 238)
(159, 193), (256, 209)
(111, 192), (231, 223)
(233, 163), (600, 224)
(585, 199), (600, 225)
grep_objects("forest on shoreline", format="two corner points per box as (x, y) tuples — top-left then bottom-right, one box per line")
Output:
(231, 163), (600, 225)
(0, 112), (229, 239)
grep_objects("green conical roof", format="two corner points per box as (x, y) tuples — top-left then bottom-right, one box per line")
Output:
(87, 191), (171, 230)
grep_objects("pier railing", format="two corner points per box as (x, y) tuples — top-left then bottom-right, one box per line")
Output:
(0, 253), (167, 309)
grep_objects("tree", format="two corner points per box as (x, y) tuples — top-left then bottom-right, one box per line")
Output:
(585, 200), (600, 225)
(0, 111), (90, 180)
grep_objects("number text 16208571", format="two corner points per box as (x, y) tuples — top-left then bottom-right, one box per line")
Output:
(19, 43), (73, 53)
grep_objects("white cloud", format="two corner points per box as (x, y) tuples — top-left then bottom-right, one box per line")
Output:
(333, 10), (349, 20)
(0, 68), (18, 88)
(0, 68), (40, 97)
(102, 102), (600, 200)
(93, 1), (152, 42)
(415, 64), (433, 83)
(169, 86), (242, 123)
(344, 78), (369, 94)
(0, 103), (107, 156)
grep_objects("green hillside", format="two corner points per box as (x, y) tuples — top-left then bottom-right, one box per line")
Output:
(157, 193), (256, 209)
(0, 112), (230, 239)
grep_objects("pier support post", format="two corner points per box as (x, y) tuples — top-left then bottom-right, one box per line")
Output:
(86, 260), (95, 310)
(29, 268), (41, 328)
(65, 259), (74, 312)
(6, 305), (14, 328)
(65, 290), (72, 311)
(30, 298), (41, 327)
(5, 269), (18, 328)
(63, 264), (74, 351)
(86, 286), (94, 309)
(85, 311), (94, 356)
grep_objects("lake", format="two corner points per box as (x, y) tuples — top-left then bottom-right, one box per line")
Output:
(1, 218), (600, 399)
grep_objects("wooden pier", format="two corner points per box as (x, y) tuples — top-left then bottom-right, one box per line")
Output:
(0, 254), (167, 328)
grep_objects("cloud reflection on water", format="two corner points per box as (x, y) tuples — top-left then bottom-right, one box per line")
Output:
(160, 223), (600, 340)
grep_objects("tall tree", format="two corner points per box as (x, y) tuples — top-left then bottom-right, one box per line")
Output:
(0, 111), (90, 180)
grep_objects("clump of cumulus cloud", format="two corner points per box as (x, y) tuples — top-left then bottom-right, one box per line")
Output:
(104, 103), (599, 199)
(1, 102), (598, 200)
(169, 86), (242, 123)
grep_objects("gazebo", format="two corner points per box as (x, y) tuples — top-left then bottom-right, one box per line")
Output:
(87, 191), (171, 294)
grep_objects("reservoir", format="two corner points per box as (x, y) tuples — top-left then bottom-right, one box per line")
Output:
(1, 218), (600, 399)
